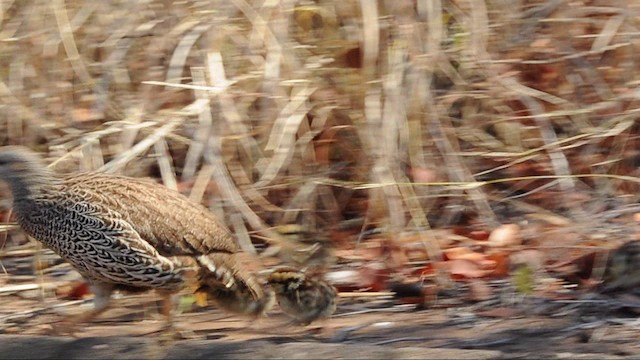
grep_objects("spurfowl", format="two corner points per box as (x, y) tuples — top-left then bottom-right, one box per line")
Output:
(267, 267), (337, 325)
(0, 146), (272, 332)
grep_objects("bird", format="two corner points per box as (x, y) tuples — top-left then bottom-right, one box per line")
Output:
(0, 146), (271, 334)
(196, 272), (275, 318)
(267, 267), (337, 325)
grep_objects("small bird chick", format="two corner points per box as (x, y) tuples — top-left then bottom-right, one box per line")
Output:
(267, 267), (337, 325)
(197, 281), (275, 318)
(601, 240), (640, 293)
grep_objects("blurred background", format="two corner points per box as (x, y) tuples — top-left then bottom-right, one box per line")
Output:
(2, 0), (640, 352)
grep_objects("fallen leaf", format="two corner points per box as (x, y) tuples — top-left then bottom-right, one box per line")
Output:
(488, 224), (521, 247)
(548, 251), (598, 281)
(468, 230), (490, 241)
(411, 167), (438, 183)
(486, 251), (510, 277)
(444, 247), (484, 262)
(446, 259), (495, 279)
(58, 281), (91, 300)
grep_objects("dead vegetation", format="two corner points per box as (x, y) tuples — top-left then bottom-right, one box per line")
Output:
(2, 0), (640, 354)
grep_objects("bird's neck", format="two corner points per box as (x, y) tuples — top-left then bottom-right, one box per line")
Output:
(8, 167), (61, 203)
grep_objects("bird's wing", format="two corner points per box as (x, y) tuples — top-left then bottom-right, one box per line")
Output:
(63, 173), (240, 257)
(23, 198), (185, 290)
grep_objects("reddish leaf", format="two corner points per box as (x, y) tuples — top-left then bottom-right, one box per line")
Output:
(445, 259), (494, 279)
(486, 251), (510, 277)
(468, 230), (490, 241)
(59, 281), (92, 300)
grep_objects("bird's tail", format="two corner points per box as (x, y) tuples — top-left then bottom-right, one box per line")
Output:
(194, 253), (274, 317)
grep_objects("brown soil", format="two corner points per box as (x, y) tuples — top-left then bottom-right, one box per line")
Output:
(1, 287), (638, 359)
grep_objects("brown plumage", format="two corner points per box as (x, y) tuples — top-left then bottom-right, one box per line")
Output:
(267, 267), (337, 325)
(0, 146), (270, 332)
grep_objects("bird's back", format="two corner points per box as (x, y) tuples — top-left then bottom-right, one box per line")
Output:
(1, 146), (266, 308)
(14, 177), (187, 291)
(60, 172), (241, 257)
(13, 171), (245, 292)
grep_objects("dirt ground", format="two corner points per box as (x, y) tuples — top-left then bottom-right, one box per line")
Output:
(1, 285), (640, 359)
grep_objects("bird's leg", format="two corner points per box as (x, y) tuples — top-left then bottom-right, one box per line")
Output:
(52, 283), (113, 336)
(155, 290), (199, 340)
(158, 291), (175, 328)
(81, 284), (114, 321)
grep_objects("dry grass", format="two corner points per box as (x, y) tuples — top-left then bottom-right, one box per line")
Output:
(1, 0), (640, 268)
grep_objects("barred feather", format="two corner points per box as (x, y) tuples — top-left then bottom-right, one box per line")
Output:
(267, 267), (337, 324)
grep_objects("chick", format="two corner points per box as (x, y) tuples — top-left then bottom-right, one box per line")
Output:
(267, 267), (337, 325)
(197, 282), (275, 318)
